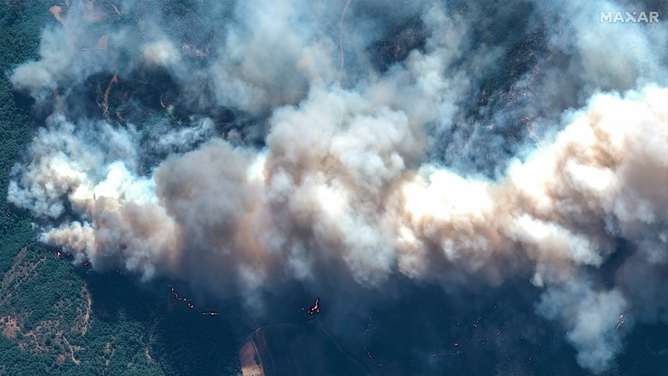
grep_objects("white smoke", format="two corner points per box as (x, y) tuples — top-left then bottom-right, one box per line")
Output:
(536, 277), (628, 372)
(6, 0), (667, 372)
(13, 83), (666, 370)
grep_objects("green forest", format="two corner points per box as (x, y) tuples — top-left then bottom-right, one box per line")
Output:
(1, 2), (666, 376)
(0, 2), (241, 375)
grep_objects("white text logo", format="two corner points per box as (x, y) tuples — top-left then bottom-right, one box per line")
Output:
(600, 11), (660, 23)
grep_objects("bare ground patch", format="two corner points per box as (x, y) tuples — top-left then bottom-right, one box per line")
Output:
(62, 336), (81, 365)
(1, 316), (20, 339)
(70, 284), (92, 335)
(1, 247), (27, 289)
(49, 5), (64, 24)
(240, 337), (265, 376)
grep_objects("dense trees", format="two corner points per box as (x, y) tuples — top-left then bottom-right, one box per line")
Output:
(0, 2), (241, 375)
(0, 1), (53, 276)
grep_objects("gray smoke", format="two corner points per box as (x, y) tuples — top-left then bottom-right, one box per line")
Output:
(6, 0), (667, 372)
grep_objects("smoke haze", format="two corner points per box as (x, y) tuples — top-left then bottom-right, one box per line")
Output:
(6, 0), (667, 373)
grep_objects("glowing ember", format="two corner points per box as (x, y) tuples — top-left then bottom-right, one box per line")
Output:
(308, 297), (320, 315)
(431, 351), (461, 357)
(169, 285), (220, 316)
(363, 310), (382, 367)
(615, 309), (629, 331)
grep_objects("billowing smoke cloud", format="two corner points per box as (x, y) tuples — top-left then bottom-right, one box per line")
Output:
(6, 0), (667, 372)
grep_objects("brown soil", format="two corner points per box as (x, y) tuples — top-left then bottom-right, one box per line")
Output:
(101, 73), (118, 116)
(71, 284), (92, 335)
(1, 248), (45, 307)
(62, 336), (81, 365)
(1, 317), (20, 339)
(84, 34), (108, 51)
(1, 247), (27, 289)
(83, 1), (103, 22)
(101, 0), (121, 15)
(240, 337), (265, 376)
(49, 6), (64, 24)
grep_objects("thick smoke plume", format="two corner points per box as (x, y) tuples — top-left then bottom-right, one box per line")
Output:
(6, 0), (667, 372)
